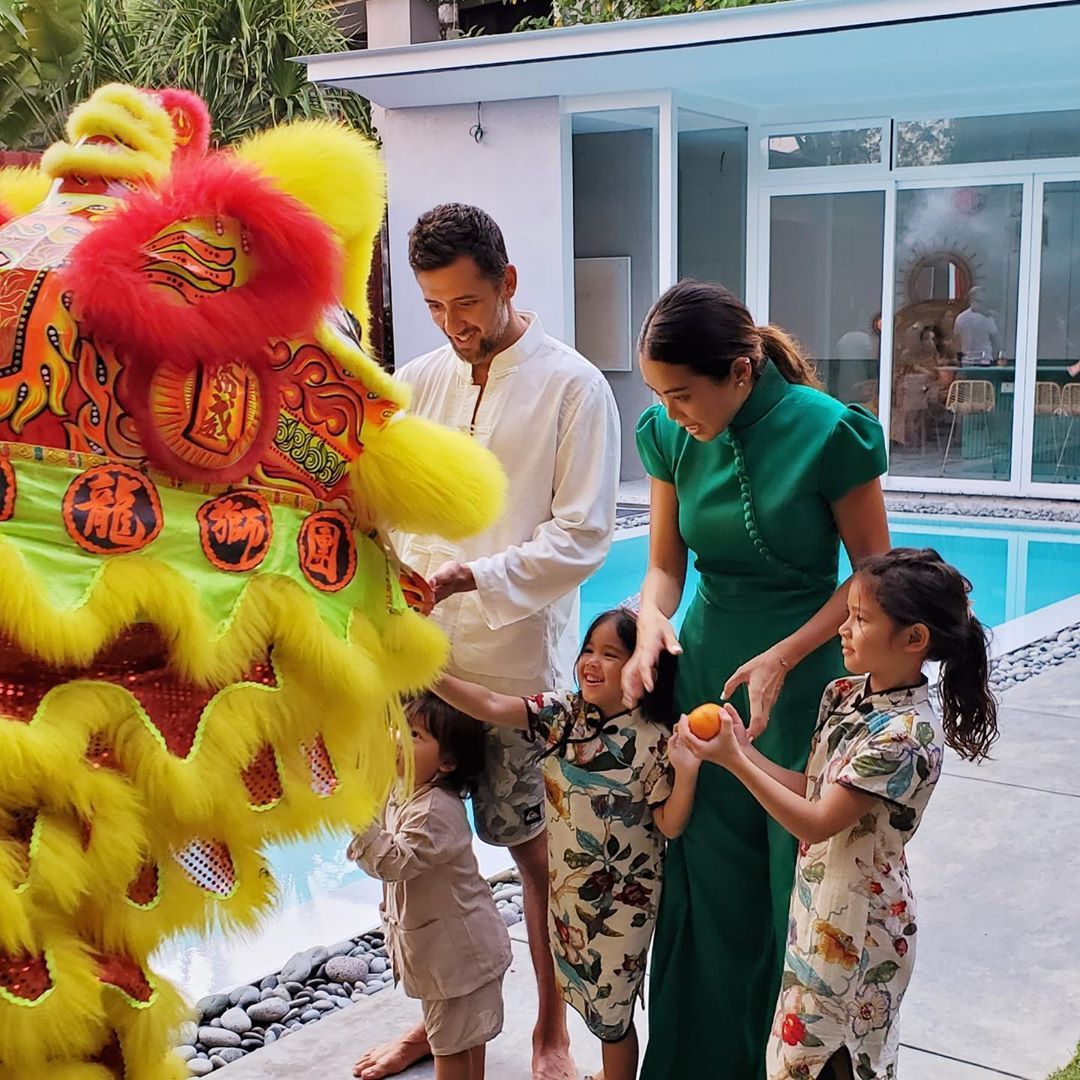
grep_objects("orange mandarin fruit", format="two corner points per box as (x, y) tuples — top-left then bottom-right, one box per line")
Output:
(687, 703), (723, 740)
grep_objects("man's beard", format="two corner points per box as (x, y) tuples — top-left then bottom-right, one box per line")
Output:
(449, 301), (511, 364)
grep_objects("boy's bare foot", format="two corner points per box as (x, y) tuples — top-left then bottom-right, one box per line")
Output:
(353, 1030), (431, 1079)
(532, 1040), (576, 1080)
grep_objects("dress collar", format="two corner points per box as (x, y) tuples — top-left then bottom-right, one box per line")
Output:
(852, 675), (931, 711)
(455, 311), (544, 380)
(730, 358), (788, 430)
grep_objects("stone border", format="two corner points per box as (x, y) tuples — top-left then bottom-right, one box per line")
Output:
(178, 872), (524, 1075)
(990, 623), (1080, 692)
(618, 496), (1080, 533)
(884, 493), (1080, 523)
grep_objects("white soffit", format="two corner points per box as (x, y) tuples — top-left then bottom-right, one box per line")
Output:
(301, 0), (1080, 120)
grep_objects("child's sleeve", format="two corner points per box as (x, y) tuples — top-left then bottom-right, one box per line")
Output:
(524, 690), (576, 749)
(642, 732), (675, 808)
(835, 721), (934, 808)
(348, 795), (470, 882)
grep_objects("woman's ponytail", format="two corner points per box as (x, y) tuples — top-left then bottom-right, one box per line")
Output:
(757, 324), (823, 390)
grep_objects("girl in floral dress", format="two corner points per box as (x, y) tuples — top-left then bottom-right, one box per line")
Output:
(682, 548), (999, 1080)
(435, 608), (701, 1080)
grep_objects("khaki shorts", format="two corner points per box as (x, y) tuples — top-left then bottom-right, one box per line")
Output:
(422, 975), (505, 1057)
(471, 722), (546, 848)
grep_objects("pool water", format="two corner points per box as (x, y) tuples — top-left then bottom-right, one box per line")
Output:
(582, 513), (1080, 634)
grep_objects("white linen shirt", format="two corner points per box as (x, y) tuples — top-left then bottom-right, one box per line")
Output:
(394, 313), (620, 687)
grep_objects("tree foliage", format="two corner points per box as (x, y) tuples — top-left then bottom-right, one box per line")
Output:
(1, 0), (368, 150)
(517, 0), (786, 32)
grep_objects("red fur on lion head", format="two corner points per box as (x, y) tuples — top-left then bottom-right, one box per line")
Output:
(152, 88), (212, 161)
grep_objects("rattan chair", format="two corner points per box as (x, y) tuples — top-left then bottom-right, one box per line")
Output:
(1055, 382), (1080, 478)
(940, 379), (995, 475)
(1035, 380), (1063, 463)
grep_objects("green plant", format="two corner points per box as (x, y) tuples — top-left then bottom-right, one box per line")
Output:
(1049, 1043), (1080, 1080)
(511, 0), (787, 30)
(1, 0), (369, 150)
(124, 0), (369, 144)
(0, 0), (94, 146)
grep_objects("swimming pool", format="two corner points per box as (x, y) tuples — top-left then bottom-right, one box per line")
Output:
(582, 513), (1080, 633)
(157, 512), (1080, 997)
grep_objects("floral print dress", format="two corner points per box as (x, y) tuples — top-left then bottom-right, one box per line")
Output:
(768, 676), (943, 1080)
(526, 691), (674, 1041)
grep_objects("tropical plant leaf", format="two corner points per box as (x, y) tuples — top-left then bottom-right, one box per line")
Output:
(2, 0), (370, 150)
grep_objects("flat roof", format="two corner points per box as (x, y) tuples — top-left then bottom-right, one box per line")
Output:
(301, 0), (1080, 120)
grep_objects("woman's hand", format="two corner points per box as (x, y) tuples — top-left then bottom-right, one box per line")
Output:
(682, 704), (745, 768)
(621, 611), (682, 708)
(722, 647), (791, 741)
(666, 720), (701, 775)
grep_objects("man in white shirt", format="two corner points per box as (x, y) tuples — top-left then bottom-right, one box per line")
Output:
(954, 287), (999, 366)
(353, 205), (620, 1080)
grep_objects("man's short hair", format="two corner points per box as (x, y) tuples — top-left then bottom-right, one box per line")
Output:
(408, 204), (509, 284)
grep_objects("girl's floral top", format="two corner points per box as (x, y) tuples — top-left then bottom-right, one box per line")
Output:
(767, 676), (943, 1080)
(526, 690), (674, 1041)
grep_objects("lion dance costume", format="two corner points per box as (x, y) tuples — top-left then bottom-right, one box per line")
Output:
(0, 85), (504, 1079)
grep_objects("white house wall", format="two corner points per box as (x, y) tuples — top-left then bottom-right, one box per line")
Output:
(377, 97), (568, 365)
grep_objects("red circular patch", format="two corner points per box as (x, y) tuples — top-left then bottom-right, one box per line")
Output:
(142, 358), (267, 479)
(63, 464), (163, 555)
(197, 490), (273, 572)
(298, 510), (356, 593)
(0, 457), (15, 521)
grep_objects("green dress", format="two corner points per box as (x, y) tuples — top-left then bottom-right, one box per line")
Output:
(635, 360), (886, 1080)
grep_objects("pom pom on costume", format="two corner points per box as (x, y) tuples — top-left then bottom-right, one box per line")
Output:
(0, 84), (504, 1077)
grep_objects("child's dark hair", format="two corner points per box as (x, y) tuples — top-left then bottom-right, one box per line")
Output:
(857, 548), (998, 761)
(540, 607), (677, 759)
(404, 692), (487, 796)
(585, 608), (677, 728)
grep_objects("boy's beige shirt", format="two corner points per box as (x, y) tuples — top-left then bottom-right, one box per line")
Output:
(348, 782), (512, 1000)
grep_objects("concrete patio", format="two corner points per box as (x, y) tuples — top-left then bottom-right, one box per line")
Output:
(219, 659), (1080, 1080)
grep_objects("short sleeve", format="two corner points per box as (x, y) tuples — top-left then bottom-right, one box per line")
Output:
(836, 727), (931, 808)
(818, 405), (887, 504)
(525, 690), (577, 749)
(635, 405), (674, 484)
(642, 731), (675, 808)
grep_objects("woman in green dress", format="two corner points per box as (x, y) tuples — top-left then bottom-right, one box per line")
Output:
(622, 282), (890, 1080)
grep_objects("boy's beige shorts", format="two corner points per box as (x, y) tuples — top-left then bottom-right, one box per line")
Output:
(422, 974), (506, 1057)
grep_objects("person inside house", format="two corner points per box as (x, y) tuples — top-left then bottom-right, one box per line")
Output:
(954, 286), (999, 366)
(353, 203), (621, 1080)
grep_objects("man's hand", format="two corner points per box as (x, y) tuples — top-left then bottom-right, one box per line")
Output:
(428, 560), (477, 605)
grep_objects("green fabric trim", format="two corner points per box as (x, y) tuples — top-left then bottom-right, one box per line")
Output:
(0, 456), (394, 640)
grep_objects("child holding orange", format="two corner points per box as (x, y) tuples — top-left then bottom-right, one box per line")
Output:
(681, 549), (998, 1080)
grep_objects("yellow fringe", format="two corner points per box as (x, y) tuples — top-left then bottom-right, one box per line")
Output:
(0, 167), (50, 218)
(0, 543), (443, 1067)
(352, 412), (508, 540)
